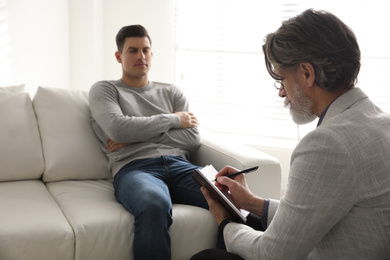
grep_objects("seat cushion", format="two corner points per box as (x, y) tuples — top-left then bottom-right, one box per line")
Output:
(0, 180), (74, 260)
(33, 87), (111, 182)
(0, 85), (44, 181)
(46, 180), (134, 260)
(47, 180), (217, 260)
(170, 204), (218, 260)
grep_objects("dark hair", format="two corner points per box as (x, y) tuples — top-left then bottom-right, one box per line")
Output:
(263, 9), (361, 92)
(116, 25), (152, 52)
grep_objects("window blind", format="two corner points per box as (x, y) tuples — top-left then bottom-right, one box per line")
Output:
(174, 0), (390, 144)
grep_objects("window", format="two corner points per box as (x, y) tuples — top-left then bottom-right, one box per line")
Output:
(174, 0), (390, 147)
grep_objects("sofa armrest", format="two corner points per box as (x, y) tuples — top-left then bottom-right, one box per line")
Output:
(190, 133), (282, 199)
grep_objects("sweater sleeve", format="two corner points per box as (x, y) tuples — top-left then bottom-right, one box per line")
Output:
(89, 81), (201, 150)
(89, 81), (180, 143)
(151, 85), (201, 150)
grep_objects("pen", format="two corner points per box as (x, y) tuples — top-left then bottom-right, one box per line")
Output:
(211, 166), (259, 182)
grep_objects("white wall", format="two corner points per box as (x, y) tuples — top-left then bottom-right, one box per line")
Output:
(103, 0), (176, 85)
(69, 0), (104, 91)
(69, 0), (176, 91)
(0, 0), (69, 94)
(0, 0), (175, 93)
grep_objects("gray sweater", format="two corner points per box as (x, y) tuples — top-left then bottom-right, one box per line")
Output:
(89, 80), (201, 176)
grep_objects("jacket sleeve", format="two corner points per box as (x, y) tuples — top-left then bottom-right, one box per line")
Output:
(223, 129), (357, 259)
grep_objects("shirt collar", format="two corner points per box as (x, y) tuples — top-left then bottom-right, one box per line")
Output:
(317, 101), (334, 127)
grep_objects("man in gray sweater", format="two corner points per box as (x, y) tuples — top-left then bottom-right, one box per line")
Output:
(89, 25), (208, 260)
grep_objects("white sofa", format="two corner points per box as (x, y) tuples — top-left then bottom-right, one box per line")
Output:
(0, 85), (281, 260)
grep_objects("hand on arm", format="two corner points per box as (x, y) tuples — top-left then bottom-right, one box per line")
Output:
(174, 111), (199, 128)
(107, 138), (132, 152)
(147, 111), (200, 150)
(105, 111), (201, 152)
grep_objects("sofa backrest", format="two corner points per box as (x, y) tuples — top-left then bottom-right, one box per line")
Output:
(0, 85), (45, 181)
(33, 87), (111, 182)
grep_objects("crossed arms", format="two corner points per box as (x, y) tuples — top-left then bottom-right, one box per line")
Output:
(107, 111), (199, 152)
(89, 81), (201, 153)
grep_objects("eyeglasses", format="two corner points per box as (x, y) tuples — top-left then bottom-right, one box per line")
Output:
(274, 81), (285, 90)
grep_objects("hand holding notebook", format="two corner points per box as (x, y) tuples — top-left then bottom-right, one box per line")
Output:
(192, 165), (250, 223)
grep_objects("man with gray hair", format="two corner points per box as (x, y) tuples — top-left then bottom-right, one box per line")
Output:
(191, 9), (390, 260)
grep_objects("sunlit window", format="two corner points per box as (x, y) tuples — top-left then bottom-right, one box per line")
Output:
(174, 0), (390, 147)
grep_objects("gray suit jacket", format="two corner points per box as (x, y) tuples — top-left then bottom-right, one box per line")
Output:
(224, 88), (390, 259)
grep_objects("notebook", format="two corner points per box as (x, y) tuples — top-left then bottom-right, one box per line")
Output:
(192, 165), (249, 223)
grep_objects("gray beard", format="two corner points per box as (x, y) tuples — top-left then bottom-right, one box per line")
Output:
(284, 87), (317, 125)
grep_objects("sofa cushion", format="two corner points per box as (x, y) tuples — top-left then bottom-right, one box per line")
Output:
(0, 84), (25, 95)
(46, 180), (134, 260)
(0, 85), (44, 181)
(170, 204), (217, 259)
(33, 87), (111, 182)
(46, 179), (218, 260)
(0, 180), (74, 260)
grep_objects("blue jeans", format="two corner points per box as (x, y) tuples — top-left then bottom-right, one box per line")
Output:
(113, 156), (208, 260)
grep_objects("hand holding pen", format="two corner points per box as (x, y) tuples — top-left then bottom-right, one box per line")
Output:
(211, 166), (258, 182)
(212, 165), (261, 212)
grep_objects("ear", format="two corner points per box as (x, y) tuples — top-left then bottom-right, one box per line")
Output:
(115, 51), (122, 63)
(300, 63), (315, 88)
